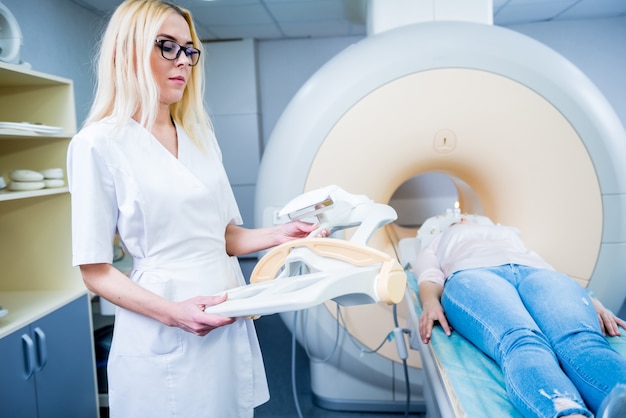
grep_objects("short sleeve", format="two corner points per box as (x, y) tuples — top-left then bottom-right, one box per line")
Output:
(67, 132), (118, 265)
(224, 187), (243, 227)
(413, 237), (446, 287)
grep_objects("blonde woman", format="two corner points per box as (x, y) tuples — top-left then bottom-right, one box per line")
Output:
(67, 1), (324, 416)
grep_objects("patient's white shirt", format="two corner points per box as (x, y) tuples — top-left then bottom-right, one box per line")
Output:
(413, 223), (554, 286)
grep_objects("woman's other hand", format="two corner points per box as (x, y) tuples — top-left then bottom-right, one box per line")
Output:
(169, 293), (235, 336)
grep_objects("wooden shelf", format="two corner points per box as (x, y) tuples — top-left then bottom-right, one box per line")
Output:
(0, 62), (73, 87)
(0, 131), (72, 141)
(0, 186), (68, 201)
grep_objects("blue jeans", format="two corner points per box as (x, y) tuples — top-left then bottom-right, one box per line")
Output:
(441, 264), (626, 418)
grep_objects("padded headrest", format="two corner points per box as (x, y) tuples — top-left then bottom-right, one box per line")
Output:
(417, 210), (494, 249)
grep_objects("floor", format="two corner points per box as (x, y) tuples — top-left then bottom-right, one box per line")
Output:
(97, 312), (423, 418)
(253, 314), (423, 418)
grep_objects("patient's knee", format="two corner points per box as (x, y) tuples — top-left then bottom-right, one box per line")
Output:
(498, 327), (553, 360)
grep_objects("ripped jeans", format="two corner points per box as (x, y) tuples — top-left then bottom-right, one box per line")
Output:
(441, 264), (626, 418)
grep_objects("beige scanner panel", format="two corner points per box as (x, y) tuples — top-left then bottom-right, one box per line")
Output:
(305, 68), (602, 363)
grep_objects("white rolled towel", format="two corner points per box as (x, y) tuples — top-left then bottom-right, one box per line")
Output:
(44, 179), (65, 188)
(9, 169), (44, 182)
(40, 168), (64, 179)
(9, 181), (45, 191)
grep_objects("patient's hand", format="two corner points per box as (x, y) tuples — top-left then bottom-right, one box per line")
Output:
(418, 281), (452, 343)
(591, 297), (625, 337)
(419, 300), (452, 344)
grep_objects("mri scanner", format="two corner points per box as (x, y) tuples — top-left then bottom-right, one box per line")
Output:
(253, 16), (626, 417)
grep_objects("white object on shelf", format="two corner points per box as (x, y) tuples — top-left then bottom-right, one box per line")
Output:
(0, 176), (5, 189)
(40, 167), (64, 179)
(0, 121), (63, 135)
(9, 169), (44, 182)
(0, 306), (7, 318)
(43, 179), (65, 188)
(9, 180), (45, 191)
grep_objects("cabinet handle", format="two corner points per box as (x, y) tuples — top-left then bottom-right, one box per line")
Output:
(33, 327), (48, 371)
(21, 333), (35, 379)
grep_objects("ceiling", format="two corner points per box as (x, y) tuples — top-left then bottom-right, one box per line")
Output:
(71, 0), (626, 42)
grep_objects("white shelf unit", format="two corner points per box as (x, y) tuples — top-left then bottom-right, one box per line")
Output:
(0, 62), (83, 309)
(0, 62), (98, 417)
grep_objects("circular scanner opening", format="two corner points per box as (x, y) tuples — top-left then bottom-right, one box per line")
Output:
(389, 172), (483, 228)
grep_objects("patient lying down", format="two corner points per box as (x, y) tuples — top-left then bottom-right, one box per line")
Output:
(413, 217), (626, 418)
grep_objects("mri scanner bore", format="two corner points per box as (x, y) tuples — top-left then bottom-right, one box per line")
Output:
(255, 20), (626, 414)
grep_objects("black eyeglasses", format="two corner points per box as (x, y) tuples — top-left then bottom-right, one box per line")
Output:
(154, 39), (201, 66)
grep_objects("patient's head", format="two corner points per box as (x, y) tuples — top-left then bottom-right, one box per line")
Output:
(450, 216), (475, 228)
(418, 212), (494, 249)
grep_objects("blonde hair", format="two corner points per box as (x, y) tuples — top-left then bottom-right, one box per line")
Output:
(85, 0), (212, 147)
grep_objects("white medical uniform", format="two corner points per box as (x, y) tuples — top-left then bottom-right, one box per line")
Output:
(67, 117), (269, 417)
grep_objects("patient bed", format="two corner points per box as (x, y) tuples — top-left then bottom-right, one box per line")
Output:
(395, 216), (626, 418)
(403, 263), (626, 418)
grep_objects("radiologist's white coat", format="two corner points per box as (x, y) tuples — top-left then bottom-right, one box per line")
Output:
(67, 118), (269, 418)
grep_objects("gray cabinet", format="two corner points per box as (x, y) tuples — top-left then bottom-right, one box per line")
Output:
(0, 295), (97, 418)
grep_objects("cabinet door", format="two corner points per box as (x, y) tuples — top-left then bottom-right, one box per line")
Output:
(0, 325), (39, 418)
(34, 295), (98, 418)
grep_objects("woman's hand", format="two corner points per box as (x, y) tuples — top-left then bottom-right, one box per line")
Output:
(169, 294), (235, 336)
(418, 281), (452, 344)
(276, 220), (329, 243)
(591, 297), (626, 337)
(224, 222), (329, 257)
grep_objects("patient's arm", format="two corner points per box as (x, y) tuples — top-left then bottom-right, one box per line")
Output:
(591, 297), (626, 337)
(418, 281), (452, 344)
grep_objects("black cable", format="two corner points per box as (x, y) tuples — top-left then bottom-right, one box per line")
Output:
(291, 311), (304, 418)
(336, 304), (391, 354)
(393, 303), (411, 418)
(302, 304), (341, 363)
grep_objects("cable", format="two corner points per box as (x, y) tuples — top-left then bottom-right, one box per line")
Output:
(386, 225), (415, 416)
(336, 304), (391, 355)
(393, 303), (411, 418)
(335, 303), (413, 416)
(301, 305), (342, 363)
(291, 311), (304, 418)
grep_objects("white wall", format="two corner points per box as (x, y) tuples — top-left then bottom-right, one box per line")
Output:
(204, 39), (261, 229)
(507, 16), (626, 129)
(257, 36), (363, 148)
(2, 0), (101, 126)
